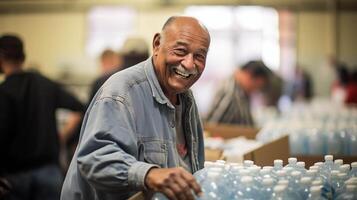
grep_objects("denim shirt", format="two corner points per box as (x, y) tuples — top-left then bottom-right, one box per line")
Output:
(61, 58), (205, 200)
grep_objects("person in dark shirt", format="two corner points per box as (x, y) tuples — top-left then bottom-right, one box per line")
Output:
(88, 49), (122, 101)
(89, 38), (149, 102)
(0, 34), (85, 200)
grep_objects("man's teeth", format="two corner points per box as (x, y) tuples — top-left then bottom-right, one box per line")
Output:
(174, 69), (190, 78)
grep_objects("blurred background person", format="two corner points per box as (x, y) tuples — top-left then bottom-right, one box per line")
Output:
(88, 49), (122, 101)
(120, 36), (150, 70)
(285, 65), (313, 102)
(329, 56), (350, 104)
(205, 60), (271, 127)
(88, 37), (149, 101)
(345, 69), (357, 105)
(0, 34), (85, 200)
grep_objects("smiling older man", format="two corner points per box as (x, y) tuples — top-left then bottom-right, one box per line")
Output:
(61, 16), (210, 200)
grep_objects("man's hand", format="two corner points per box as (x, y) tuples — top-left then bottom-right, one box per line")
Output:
(145, 167), (202, 200)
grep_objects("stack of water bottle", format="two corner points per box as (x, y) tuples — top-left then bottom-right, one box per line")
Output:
(256, 104), (357, 156)
(152, 155), (357, 200)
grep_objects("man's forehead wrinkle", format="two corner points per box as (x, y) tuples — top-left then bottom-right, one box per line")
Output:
(178, 31), (209, 44)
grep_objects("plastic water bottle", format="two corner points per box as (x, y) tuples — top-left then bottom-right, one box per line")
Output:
(290, 130), (307, 155)
(307, 129), (325, 155)
(314, 162), (324, 169)
(334, 159), (344, 170)
(234, 176), (260, 200)
(299, 177), (312, 199)
(277, 179), (302, 199)
(326, 129), (343, 155)
(348, 162), (357, 178)
(260, 168), (277, 182)
(320, 155), (334, 180)
(307, 186), (327, 200)
(199, 170), (229, 200)
(273, 160), (283, 173)
(334, 173), (348, 198)
(296, 161), (307, 174)
(276, 170), (287, 182)
(243, 160), (254, 168)
(306, 169), (318, 180)
(271, 185), (289, 200)
(330, 170), (340, 197)
(335, 185), (357, 200)
(152, 192), (168, 200)
(286, 157), (298, 169)
(348, 131), (357, 155)
(340, 164), (351, 174)
(260, 178), (275, 199)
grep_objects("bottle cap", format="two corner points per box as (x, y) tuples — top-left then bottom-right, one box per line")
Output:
(260, 169), (270, 175)
(274, 159), (283, 166)
(300, 177), (312, 184)
(207, 171), (220, 178)
(309, 167), (319, 172)
(346, 185), (356, 192)
(310, 186), (322, 193)
(291, 171), (301, 177)
(324, 155), (333, 161)
(216, 160), (226, 164)
(244, 160), (254, 166)
(262, 178), (274, 185)
(334, 159), (343, 165)
(274, 185), (287, 192)
(351, 162), (357, 168)
(297, 161), (305, 168)
(239, 169), (250, 176)
(312, 180), (323, 186)
(277, 180), (289, 186)
(263, 166), (273, 170)
(314, 162), (323, 167)
(340, 164), (351, 172)
(331, 170), (339, 177)
(276, 170), (286, 177)
(241, 176), (253, 183)
(288, 157), (297, 164)
(338, 173), (347, 179)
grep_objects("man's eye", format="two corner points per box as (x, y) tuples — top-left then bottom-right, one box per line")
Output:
(174, 49), (186, 56)
(195, 54), (206, 61)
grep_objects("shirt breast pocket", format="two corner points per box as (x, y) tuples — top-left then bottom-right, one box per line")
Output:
(139, 141), (168, 168)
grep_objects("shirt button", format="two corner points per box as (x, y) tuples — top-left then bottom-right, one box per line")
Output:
(170, 122), (175, 128)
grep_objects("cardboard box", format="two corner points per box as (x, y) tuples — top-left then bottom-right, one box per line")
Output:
(204, 123), (290, 166)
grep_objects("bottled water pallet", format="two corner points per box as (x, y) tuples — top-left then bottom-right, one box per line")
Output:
(295, 155), (357, 168)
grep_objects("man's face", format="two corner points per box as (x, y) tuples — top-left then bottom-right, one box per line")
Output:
(152, 18), (210, 96)
(247, 76), (266, 94)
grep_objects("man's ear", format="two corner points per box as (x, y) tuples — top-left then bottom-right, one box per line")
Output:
(152, 33), (161, 56)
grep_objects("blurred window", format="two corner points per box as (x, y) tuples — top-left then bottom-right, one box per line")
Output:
(86, 6), (136, 58)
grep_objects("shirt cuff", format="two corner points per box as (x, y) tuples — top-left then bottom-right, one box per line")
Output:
(128, 161), (159, 190)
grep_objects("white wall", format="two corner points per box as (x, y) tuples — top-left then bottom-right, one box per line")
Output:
(339, 12), (357, 69)
(0, 12), (88, 78)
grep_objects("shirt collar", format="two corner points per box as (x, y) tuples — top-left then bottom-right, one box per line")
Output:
(144, 57), (174, 109)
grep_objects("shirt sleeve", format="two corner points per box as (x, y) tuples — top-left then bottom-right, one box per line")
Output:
(76, 96), (158, 192)
(0, 90), (13, 153)
(55, 83), (85, 112)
